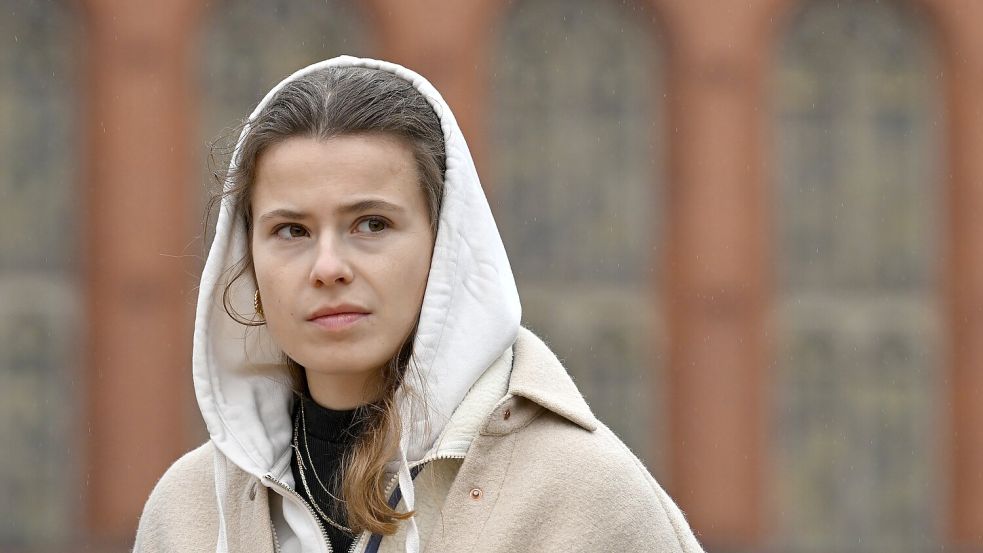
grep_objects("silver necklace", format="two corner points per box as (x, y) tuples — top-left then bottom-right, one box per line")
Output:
(292, 401), (354, 536)
(299, 399), (347, 503)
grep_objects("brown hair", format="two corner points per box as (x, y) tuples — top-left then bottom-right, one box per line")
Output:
(209, 65), (445, 535)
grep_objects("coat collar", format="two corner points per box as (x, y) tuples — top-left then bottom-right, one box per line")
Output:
(428, 327), (597, 460)
(506, 327), (598, 432)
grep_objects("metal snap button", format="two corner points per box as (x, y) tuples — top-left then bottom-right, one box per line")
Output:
(469, 487), (483, 500)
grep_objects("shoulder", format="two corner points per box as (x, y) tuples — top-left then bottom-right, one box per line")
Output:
(495, 328), (704, 551)
(145, 441), (217, 505)
(133, 442), (220, 552)
(510, 411), (704, 551)
(513, 409), (656, 500)
(161, 441), (217, 486)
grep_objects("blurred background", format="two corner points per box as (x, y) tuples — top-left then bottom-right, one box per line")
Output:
(3, 0), (983, 551)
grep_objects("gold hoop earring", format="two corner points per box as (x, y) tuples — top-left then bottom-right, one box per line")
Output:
(254, 289), (264, 318)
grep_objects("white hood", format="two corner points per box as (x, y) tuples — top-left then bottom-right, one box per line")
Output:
(192, 55), (521, 545)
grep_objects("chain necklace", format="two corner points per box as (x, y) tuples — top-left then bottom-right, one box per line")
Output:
(292, 400), (355, 536)
(299, 399), (348, 502)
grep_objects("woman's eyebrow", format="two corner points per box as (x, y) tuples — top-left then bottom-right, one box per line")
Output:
(338, 199), (405, 215)
(257, 208), (308, 223)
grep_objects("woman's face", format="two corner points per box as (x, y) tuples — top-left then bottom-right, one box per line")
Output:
(250, 134), (434, 408)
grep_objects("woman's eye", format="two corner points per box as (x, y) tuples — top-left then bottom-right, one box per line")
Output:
(274, 224), (308, 239)
(355, 217), (389, 234)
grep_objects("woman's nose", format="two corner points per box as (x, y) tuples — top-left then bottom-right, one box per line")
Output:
(308, 237), (354, 287)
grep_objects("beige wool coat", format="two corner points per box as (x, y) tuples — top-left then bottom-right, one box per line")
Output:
(134, 328), (704, 553)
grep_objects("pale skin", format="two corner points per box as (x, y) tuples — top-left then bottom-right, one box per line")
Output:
(250, 134), (435, 410)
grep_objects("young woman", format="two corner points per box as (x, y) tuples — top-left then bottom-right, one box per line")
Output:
(134, 56), (704, 553)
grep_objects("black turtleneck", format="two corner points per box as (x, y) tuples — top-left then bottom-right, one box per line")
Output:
(291, 394), (367, 552)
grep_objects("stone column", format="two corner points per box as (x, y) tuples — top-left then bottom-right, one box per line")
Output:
(362, 0), (506, 180)
(79, 0), (202, 543)
(920, 0), (983, 545)
(652, 0), (788, 546)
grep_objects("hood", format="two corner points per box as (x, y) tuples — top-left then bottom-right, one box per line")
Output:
(192, 55), (522, 482)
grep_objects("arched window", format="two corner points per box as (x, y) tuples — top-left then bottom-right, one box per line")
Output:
(0, 0), (80, 546)
(201, 0), (370, 164)
(490, 0), (665, 469)
(774, 1), (942, 549)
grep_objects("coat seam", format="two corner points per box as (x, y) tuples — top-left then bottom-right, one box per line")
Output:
(508, 402), (546, 433)
(470, 432), (518, 549)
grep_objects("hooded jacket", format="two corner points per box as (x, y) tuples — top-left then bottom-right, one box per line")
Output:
(134, 56), (704, 553)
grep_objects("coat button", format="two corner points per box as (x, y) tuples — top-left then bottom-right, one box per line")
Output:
(469, 488), (483, 500)
(503, 408), (511, 420)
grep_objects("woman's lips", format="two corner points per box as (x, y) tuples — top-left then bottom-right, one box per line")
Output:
(308, 312), (369, 331)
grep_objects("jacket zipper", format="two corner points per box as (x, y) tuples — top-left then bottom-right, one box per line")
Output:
(363, 452), (468, 552)
(265, 473), (337, 553)
(378, 451), (467, 505)
(265, 473), (369, 553)
(266, 452), (468, 553)
(347, 532), (367, 553)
